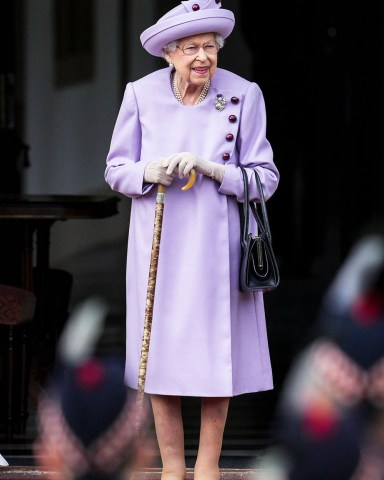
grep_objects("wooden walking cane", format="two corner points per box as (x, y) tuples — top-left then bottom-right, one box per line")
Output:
(136, 170), (196, 430)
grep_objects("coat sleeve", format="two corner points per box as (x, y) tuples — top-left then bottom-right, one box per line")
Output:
(218, 82), (280, 202)
(104, 83), (153, 198)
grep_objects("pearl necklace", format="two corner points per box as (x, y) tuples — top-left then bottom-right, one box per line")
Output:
(172, 72), (210, 106)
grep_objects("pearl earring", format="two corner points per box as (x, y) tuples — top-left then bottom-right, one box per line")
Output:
(169, 62), (173, 68)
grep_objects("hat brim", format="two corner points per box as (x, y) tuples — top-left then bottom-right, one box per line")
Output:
(140, 9), (235, 57)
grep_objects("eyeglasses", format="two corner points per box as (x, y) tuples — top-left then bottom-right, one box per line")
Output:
(176, 42), (220, 56)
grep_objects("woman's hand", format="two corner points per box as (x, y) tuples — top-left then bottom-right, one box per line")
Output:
(163, 152), (225, 183)
(144, 159), (175, 186)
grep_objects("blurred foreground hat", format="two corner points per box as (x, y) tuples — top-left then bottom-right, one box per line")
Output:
(37, 359), (142, 478)
(140, 0), (235, 57)
(35, 297), (149, 480)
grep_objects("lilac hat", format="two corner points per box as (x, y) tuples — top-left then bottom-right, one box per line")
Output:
(140, 0), (235, 57)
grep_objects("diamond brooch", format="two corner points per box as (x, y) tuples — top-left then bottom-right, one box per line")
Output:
(214, 94), (227, 111)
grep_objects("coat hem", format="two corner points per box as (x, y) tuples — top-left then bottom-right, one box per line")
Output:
(125, 381), (274, 397)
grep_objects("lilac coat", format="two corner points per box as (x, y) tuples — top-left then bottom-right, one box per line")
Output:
(105, 67), (279, 397)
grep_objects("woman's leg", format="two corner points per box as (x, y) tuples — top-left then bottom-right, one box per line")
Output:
(151, 394), (186, 480)
(194, 397), (230, 480)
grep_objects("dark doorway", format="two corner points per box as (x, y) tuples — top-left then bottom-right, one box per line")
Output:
(239, 0), (384, 273)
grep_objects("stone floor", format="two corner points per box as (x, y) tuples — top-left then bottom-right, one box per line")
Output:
(0, 466), (264, 479)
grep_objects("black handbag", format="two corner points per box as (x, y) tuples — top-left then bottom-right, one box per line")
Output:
(238, 166), (280, 293)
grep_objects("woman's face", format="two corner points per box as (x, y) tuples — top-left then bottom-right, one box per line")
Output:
(165, 32), (219, 86)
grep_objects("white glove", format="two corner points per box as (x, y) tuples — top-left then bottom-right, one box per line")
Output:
(144, 159), (175, 186)
(163, 152), (225, 183)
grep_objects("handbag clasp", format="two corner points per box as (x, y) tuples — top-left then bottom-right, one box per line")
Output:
(256, 236), (263, 269)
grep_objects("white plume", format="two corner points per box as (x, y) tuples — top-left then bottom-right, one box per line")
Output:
(57, 296), (109, 367)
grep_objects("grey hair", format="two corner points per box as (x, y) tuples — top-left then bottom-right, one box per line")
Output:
(162, 33), (224, 58)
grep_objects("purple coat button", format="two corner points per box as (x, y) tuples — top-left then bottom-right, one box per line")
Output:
(231, 97), (239, 104)
(226, 133), (234, 142)
(192, 4), (200, 11)
(229, 115), (237, 123)
(223, 153), (230, 161)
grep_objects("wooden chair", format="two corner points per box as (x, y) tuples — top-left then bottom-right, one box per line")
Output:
(0, 284), (36, 439)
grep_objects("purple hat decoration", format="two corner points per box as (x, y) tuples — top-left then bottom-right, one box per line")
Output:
(140, 0), (235, 57)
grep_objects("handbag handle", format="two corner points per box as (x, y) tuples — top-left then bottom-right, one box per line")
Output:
(239, 166), (273, 246)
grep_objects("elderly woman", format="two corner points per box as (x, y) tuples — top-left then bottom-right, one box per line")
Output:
(105, 1), (280, 480)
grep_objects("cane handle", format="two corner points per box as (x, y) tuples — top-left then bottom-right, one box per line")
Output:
(181, 168), (196, 191)
(157, 169), (196, 194)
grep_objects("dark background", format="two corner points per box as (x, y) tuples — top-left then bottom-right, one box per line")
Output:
(240, 0), (384, 273)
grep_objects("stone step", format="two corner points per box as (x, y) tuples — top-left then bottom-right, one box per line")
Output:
(0, 467), (263, 480)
